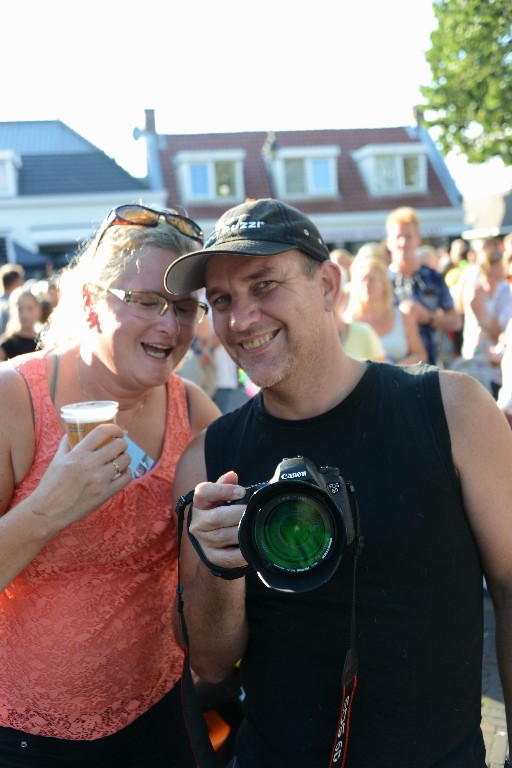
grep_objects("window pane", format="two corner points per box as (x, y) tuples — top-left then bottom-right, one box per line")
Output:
(403, 156), (420, 187)
(284, 158), (306, 194)
(311, 158), (331, 193)
(189, 163), (209, 196)
(0, 162), (8, 193)
(375, 156), (398, 193)
(214, 161), (236, 197)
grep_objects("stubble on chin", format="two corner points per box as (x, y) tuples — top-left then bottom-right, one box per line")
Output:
(238, 353), (294, 393)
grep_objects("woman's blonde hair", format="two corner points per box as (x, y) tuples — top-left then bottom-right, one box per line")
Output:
(40, 215), (200, 349)
(346, 254), (394, 318)
(477, 242), (504, 277)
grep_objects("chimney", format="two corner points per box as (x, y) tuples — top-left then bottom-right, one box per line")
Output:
(144, 109), (156, 134)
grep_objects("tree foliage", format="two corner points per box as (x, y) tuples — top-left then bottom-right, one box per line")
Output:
(419, 0), (512, 165)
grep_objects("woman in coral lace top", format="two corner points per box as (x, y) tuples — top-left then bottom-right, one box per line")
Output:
(0, 205), (221, 767)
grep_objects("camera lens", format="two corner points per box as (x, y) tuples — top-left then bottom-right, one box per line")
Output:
(238, 468), (352, 593)
(253, 493), (334, 572)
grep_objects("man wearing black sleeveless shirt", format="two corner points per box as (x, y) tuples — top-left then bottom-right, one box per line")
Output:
(166, 199), (512, 768)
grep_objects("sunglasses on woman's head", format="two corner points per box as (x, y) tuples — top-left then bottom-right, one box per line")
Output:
(92, 204), (204, 257)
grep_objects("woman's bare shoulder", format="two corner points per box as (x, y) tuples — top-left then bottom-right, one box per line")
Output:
(0, 362), (35, 421)
(0, 362), (37, 504)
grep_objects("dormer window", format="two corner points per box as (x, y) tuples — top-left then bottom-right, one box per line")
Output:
(353, 143), (427, 197)
(272, 147), (339, 199)
(0, 151), (21, 198)
(174, 150), (245, 204)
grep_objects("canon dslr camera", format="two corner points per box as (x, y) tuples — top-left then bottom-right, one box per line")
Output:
(235, 456), (358, 593)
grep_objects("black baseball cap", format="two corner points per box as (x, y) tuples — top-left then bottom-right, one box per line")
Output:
(164, 198), (330, 294)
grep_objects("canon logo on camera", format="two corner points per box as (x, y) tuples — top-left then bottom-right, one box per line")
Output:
(281, 471), (307, 479)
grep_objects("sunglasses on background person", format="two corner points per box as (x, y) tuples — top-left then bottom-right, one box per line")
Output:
(93, 204), (204, 258)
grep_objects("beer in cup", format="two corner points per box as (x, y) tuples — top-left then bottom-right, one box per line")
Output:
(61, 401), (119, 447)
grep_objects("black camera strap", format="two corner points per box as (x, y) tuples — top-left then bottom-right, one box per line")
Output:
(176, 491), (222, 768)
(179, 491), (251, 580)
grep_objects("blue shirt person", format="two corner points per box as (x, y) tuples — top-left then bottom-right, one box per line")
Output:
(386, 206), (462, 365)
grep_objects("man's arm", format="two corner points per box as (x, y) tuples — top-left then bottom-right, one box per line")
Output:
(440, 370), (512, 741)
(173, 434), (249, 682)
(428, 305), (463, 333)
(469, 285), (500, 340)
(399, 300), (462, 333)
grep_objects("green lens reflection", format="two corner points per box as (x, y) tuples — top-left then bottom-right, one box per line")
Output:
(256, 496), (333, 572)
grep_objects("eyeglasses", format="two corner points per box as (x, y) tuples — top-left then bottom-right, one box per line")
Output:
(108, 288), (208, 325)
(93, 204), (204, 256)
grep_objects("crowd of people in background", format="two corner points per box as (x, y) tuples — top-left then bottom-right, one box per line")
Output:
(330, 211), (512, 427)
(2, 215), (512, 425)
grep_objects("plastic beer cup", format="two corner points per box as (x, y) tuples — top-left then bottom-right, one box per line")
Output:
(61, 401), (119, 447)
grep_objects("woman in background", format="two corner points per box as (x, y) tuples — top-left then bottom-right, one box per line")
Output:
(457, 243), (512, 398)
(0, 285), (43, 360)
(334, 261), (386, 362)
(346, 254), (427, 365)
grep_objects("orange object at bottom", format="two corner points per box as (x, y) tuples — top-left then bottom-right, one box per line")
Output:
(203, 709), (231, 751)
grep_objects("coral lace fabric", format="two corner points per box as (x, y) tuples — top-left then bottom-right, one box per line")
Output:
(0, 353), (191, 739)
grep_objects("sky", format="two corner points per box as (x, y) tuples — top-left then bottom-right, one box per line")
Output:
(2, 0), (511, 200)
